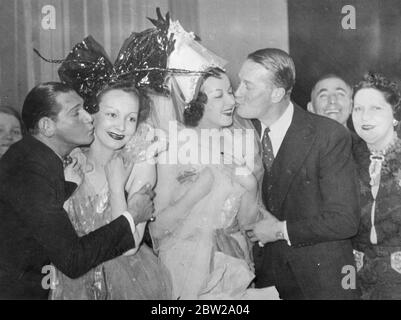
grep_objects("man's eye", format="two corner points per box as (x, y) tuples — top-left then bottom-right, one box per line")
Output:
(12, 130), (21, 136)
(373, 106), (382, 110)
(107, 113), (117, 118)
(129, 117), (137, 123)
(353, 107), (361, 112)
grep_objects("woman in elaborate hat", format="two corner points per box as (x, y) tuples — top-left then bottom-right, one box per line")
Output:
(44, 10), (179, 300)
(147, 20), (278, 299)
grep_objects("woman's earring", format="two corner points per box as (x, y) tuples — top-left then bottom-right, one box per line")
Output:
(393, 119), (399, 127)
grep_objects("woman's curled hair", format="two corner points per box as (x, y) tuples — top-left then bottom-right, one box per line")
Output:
(183, 67), (225, 127)
(353, 72), (401, 120)
(89, 81), (151, 124)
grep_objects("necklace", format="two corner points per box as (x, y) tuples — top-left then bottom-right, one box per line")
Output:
(368, 132), (398, 156)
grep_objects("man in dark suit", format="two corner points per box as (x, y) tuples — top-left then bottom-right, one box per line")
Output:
(0, 82), (154, 299)
(236, 49), (360, 299)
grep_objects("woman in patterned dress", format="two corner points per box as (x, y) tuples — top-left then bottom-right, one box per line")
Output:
(51, 82), (173, 299)
(352, 73), (401, 299)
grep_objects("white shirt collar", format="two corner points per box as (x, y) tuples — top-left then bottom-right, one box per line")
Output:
(260, 102), (294, 156)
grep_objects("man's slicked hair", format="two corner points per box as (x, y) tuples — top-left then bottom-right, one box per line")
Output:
(311, 74), (352, 98)
(22, 82), (75, 134)
(247, 48), (296, 95)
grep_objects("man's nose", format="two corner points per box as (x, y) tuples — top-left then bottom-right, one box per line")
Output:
(234, 84), (243, 100)
(225, 92), (236, 105)
(328, 94), (338, 105)
(81, 109), (93, 124)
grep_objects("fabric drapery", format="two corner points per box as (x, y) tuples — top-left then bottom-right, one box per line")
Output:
(0, 0), (198, 110)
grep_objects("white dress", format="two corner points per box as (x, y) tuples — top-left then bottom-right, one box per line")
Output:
(151, 129), (279, 300)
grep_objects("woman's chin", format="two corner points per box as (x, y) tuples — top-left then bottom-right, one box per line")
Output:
(219, 117), (233, 128)
(98, 138), (126, 151)
(359, 133), (381, 147)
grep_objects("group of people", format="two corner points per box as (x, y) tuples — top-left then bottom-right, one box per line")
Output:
(1, 27), (401, 300)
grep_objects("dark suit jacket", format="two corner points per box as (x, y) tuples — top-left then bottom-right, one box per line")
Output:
(253, 104), (360, 299)
(0, 135), (135, 299)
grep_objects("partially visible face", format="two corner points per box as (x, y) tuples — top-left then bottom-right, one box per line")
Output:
(235, 59), (275, 120)
(54, 91), (94, 148)
(0, 113), (22, 157)
(311, 77), (352, 126)
(94, 89), (139, 150)
(352, 88), (395, 149)
(201, 74), (236, 128)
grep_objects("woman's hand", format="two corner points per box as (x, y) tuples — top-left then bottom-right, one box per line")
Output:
(229, 155), (257, 192)
(105, 153), (134, 194)
(234, 169), (257, 192)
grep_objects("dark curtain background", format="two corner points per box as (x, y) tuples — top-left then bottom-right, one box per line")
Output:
(288, 0), (401, 108)
(0, 0), (289, 113)
(0, 0), (289, 112)
(0, 0), (201, 111)
(3, 1), (401, 113)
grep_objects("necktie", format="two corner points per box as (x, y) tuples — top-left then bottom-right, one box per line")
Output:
(261, 127), (274, 171)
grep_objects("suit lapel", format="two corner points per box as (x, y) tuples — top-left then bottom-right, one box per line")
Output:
(252, 119), (262, 137)
(269, 105), (317, 211)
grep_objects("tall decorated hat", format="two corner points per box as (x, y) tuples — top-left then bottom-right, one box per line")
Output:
(34, 8), (227, 117)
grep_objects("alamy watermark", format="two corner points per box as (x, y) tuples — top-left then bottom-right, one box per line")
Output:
(139, 121), (256, 176)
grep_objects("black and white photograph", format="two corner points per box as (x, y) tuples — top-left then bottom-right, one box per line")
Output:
(1, 0), (401, 306)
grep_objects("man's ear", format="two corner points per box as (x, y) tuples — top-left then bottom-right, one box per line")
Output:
(271, 87), (286, 103)
(307, 102), (315, 113)
(37, 117), (56, 137)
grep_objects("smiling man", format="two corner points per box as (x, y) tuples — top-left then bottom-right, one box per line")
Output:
(307, 74), (353, 127)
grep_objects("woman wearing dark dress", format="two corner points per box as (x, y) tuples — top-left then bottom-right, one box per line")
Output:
(352, 73), (401, 299)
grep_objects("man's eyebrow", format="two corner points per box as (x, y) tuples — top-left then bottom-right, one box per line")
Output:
(336, 87), (347, 92)
(67, 104), (82, 113)
(316, 88), (328, 95)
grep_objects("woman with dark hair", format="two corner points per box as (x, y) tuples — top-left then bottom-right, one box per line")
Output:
(352, 73), (401, 299)
(51, 82), (172, 299)
(150, 67), (278, 299)
(0, 105), (24, 158)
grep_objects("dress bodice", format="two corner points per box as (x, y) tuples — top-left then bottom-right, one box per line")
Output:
(353, 138), (401, 250)
(64, 122), (155, 235)
(64, 149), (112, 235)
